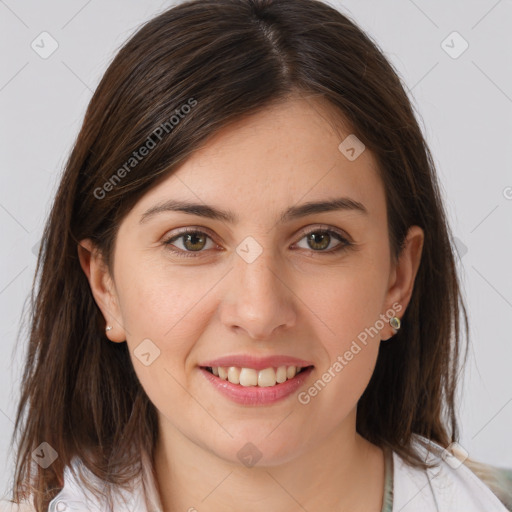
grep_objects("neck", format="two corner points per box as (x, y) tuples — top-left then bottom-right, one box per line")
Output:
(153, 416), (385, 512)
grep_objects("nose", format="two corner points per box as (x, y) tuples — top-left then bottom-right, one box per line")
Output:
(219, 245), (298, 340)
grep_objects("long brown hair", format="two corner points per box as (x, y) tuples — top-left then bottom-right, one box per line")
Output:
(10, 0), (469, 509)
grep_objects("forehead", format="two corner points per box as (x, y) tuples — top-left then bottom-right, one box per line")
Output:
(130, 97), (385, 222)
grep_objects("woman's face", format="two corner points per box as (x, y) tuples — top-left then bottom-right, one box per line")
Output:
(82, 96), (423, 466)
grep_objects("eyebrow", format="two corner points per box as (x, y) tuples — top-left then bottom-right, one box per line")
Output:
(139, 197), (368, 225)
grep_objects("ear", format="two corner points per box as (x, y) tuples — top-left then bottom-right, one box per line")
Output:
(381, 225), (424, 341)
(77, 238), (126, 343)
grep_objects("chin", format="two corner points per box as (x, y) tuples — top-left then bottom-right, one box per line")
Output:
(206, 434), (305, 468)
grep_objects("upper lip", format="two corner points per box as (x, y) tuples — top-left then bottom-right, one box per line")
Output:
(200, 355), (314, 371)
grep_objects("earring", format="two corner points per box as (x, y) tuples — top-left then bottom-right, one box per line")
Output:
(389, 316), (401, 332)
(105, 325), (113, 332)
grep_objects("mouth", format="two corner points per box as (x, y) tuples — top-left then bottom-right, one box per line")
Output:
(199, 362), (315, 406)
(200, 364), (314, 387)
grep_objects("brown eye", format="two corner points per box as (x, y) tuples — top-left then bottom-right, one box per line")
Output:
(305, 231), (332, 251)
(180, 232), (208, 251)
(295, 229), (351, 253)
(163, 229), (215, 257)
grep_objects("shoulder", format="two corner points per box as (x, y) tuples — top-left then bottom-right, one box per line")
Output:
(46, 452), (161, 512)
(392, 434), (511, 511)
(463, 457), (512, 511)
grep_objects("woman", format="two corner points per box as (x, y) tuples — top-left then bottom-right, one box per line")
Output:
(7, 0), (512, 511)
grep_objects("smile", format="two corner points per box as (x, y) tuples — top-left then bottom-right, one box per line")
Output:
(199, 364), (314, 406)
(202, 365), (311, 387)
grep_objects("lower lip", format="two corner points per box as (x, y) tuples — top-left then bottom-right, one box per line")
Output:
(199, 367), (314, 406)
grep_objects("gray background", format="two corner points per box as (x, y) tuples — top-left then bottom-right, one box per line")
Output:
(1, 0), (511, 498)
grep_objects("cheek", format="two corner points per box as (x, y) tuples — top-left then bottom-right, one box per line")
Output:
(116, 265), (210, 417)
(303, 252), (389, 409)
(310, 264), (389, 349)
(115, 260), (223, 380)
(300, 270), (386, 428)
(116, 256), (208, 337)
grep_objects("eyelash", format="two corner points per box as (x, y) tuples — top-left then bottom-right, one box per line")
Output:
(162, 226), (353, 259)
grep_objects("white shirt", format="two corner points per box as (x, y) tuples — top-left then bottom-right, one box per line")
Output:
(2, 434), (509, 511)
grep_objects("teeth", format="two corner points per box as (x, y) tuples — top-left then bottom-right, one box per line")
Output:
(258, 367), (276, 387)
(239, 367), (258, 386)
(227, 366), (240, 385)
(209, 365), (307, 387)
(276, 366), (287, 383)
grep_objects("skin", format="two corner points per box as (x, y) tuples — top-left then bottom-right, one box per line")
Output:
(78, 96), (424, 512)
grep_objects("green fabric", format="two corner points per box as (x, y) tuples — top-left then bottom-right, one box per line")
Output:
(380, 446), (393, 512)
